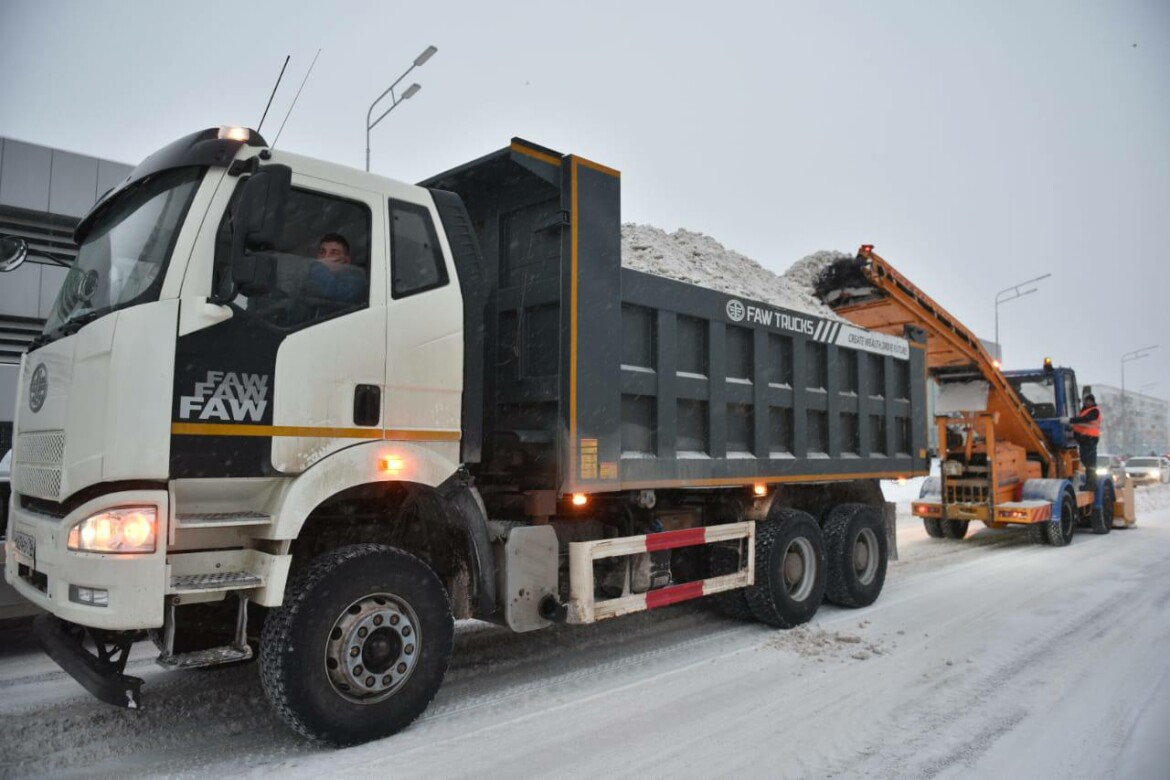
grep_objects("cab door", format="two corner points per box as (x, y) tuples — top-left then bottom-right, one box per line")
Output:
(382, 193), (463, 455)
(172, 171), (386, 477)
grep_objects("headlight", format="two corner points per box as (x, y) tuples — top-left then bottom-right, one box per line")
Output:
(68, 507), (157, 553)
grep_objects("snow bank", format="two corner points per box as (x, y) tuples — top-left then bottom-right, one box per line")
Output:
(620, 224), (846, 319)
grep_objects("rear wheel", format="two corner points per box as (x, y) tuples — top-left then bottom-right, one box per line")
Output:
(941, 520), (970, 540)
(1044, 492), (1077, 547)
(923, 518), (945, 538)
(1027, 521), (1048, 545)
(823, 504), (888, 608)
(745, 510), (827, 628)
(260, 544), (454, 745)
(708, 543), (755, 621)
(1091, 481), (1115, 534)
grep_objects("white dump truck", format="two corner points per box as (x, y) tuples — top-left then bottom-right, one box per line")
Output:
(2, 127), (928, 744)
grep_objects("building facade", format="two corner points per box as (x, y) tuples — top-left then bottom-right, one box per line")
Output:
(0, 137), (133, 453)
(1087, 383), (1169, 456)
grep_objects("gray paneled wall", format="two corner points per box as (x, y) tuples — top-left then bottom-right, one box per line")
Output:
(0, 138), (132, 217)
(0, 136), (133, 426)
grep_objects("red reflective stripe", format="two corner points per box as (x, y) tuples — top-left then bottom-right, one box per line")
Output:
(645, 527), (707, 552)
(645, 580), (705, 609)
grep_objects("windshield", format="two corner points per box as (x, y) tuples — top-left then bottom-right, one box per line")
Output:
(1009, 377), (1057, 417)
(43, 166), (204, 333)
(1128, 458), (1160, 467)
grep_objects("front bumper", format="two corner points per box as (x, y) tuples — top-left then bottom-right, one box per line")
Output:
(4, 489), (168, 630)
(1126, 473), (1162, 485)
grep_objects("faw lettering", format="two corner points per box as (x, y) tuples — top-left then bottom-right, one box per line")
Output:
(739, 304), (816, 335)
(179, 371), (270, 422)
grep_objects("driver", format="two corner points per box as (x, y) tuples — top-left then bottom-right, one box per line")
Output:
(306, 233), (366, 302)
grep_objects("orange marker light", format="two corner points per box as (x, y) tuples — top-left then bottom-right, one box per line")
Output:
(752, 484), (768, 497)
(571, 493), (588, 507)
(897, 477), (908, 485)
(380, 456), (405, 475)
(992, 359), (1002, 369)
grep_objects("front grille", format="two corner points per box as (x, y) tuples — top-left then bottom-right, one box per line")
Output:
(13, 430), (65, 501)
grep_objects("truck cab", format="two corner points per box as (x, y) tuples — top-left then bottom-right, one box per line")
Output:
(1003, 362), (1082, 451)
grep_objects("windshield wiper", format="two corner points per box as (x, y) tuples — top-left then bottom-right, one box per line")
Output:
(27, 309), (110, 352)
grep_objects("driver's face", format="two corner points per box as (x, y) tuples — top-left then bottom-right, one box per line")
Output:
(317, 241), (350, 264)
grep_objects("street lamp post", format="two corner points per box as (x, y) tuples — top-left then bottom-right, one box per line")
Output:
(994, 273), (1052, 363)
(1121, 345), (1158, 454)
(365, 45), (437, 172)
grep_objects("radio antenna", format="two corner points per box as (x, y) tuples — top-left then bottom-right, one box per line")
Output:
(272, 48), (321, 148)
(256, 55), (290, 135)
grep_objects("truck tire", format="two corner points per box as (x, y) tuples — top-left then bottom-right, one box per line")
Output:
(259, 544), (454, 745)
(823, 504), (887, 608)
(1026, 522), (1048, 545)
(707, 544), (755, 621)
(923, 518), (945, 538)
(1090, 481), (1115, 534)
(745, 510), (827, 628)
(942, 520), (970, 540)
(1044, 492), (1077, 547)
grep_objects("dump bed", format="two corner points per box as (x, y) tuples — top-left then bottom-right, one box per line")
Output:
(422, 141), (930, 495)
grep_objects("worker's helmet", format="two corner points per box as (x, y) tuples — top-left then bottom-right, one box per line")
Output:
(1084, 393), (1096, 404)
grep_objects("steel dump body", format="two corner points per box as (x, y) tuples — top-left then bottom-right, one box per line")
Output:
(424, 140), (930, 495)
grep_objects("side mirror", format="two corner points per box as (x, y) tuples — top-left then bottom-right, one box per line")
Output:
(229, 164), (291, 295)
(0, 236), (29, 272)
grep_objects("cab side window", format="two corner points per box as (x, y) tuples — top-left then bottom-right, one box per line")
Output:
(389, 199), (448, 299)
(216, 187), (372, 329)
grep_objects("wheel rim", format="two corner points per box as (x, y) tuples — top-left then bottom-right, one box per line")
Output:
(781, 537), (816, 602)
(853, 528), (880, 585)
(324, 592), (421, 705)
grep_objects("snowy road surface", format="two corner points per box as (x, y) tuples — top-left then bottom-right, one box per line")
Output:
(2, 486), (1169, 779)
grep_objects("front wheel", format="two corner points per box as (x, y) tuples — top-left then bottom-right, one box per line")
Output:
(745, 510), (827, 628)
(260, 544), (454, 745)
(941, 520), (970, 540)
(1091, 481), (1115, 534)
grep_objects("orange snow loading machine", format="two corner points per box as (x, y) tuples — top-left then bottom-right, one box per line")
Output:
(815, 245), (1133, 546)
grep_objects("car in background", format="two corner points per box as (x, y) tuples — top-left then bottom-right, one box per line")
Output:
(1093, 453), (1126, 487)
(1125, 456), (1170, 486)
(2, 449), (42, 623)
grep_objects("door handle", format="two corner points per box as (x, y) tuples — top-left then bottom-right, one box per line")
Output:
(353, 384), (381, 426)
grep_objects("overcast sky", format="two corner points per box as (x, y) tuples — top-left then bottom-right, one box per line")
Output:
(1, 0), (1167, 401)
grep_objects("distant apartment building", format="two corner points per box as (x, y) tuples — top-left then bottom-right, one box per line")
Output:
(1087, 383), (1169, 456)
(0, 137), (133, 452)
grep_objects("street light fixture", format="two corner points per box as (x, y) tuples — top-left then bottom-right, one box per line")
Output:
(994, 273), (1052, 363)
(365, 45), (438, 172)
(1121, 344), (1158, 454)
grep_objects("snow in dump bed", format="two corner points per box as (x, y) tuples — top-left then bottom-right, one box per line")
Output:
(620, 224), (847, 320)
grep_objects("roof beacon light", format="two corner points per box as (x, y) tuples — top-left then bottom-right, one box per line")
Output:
(218, 126), (251, 142)
(1044, 357), (1054, 374)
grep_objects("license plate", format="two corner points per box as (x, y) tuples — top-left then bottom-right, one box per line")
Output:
(13, 531), (35, 561)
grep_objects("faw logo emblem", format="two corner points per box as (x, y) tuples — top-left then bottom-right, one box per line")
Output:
(179, 370), (269, 422)
(726, 299), (746, 322)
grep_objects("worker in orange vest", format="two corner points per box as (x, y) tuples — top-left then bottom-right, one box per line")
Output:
(1070, 393), (1102, 490)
